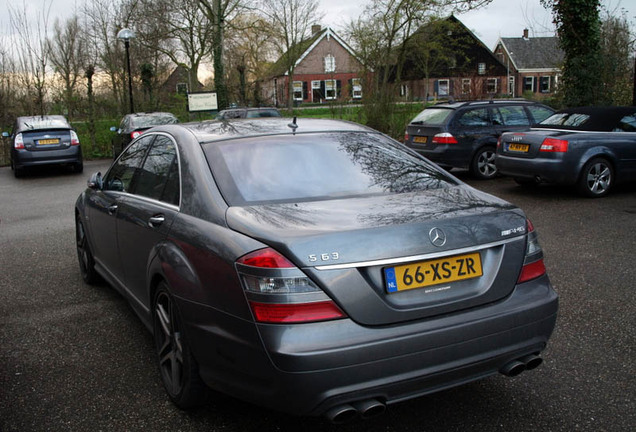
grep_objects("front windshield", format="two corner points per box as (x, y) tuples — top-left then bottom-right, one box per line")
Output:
(203, 132), (457, 205)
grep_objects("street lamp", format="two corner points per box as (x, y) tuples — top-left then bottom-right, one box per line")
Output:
(117, 28), (136, 113)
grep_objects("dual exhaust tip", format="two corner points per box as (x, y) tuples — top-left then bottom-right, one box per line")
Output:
(325, 354), (543, 423)
(500, 354), (543, 377)
(325, 399), (386, 424)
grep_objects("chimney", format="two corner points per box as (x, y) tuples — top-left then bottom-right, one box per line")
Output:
(523, 28), (529, 39)
(312, 25), (322, 35)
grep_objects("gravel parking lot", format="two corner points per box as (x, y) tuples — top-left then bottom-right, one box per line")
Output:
(1, 160), (634, 431)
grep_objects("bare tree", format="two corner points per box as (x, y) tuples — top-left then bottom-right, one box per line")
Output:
(48, 15), (87, 120)
(9, 0), (53, 115)
(259, 0), (323, 110)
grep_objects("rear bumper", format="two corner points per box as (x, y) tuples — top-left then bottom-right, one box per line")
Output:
(496, 154), (576, 185)
(178, 275), (557, 416)
(13, 147), (82, 169)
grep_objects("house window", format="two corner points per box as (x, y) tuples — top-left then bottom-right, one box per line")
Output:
(325, 79), (337, 99)
(540, 76), (551, 93)
(523, 76), (534, 92)
(478, 63), (486, 75)
(487, 78), (498, 94)
(176, 83), (188, 94)
(293, 81), (304, 101)
(324, 55), (336, 73)
(508, 76), (515, 95)
(351, 78), (362, 99)
(462, 79), (471, 94)
(437, 79), (449, 96)
(400, 84), (409, 98)
(311, 80), (322, 102)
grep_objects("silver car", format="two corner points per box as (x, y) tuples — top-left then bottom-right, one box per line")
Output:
(75, 118), (558, 423)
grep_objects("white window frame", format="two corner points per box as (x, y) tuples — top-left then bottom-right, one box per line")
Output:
(478, 63), (486, 75)
(325, 79), (337, 100)
(508, 76), (515, 96)
(400, 84), (409, 98)
(438, 79), (449, 96)
(351, 78), (362, 99)
(523, 76), (534, 92)
(293, 81), (303, 101)
(540, 76), (551, 93)
(462, 78), (471, 94)
(324, 55), (336, 73)
(487, 78), (498, 94)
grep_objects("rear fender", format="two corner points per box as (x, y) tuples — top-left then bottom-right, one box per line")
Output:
(576, 147), (617, 178)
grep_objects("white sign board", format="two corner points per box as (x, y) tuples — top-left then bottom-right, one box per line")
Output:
(187, 92), (218, 112)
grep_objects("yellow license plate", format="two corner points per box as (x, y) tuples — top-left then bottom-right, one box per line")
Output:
(413, 136), (427, 144)
(508, 143), (529, 152)
(38, 139), (60, 145)
(384, 252), (482, 293)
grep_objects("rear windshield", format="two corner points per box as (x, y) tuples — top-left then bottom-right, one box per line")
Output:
(131, 114), (177, 128)
(203, 132), (457, 205)
(18, 116), (70, 131)
(245, 109), (281, 118)
(410, 108), (453, 125)
(538, 112), (591, 128)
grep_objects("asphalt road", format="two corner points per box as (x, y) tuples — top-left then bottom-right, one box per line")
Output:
(1, 160), (634, 432)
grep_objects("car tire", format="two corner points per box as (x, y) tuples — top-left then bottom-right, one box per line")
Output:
(153, 283), (208, 409)
(76, 216), (99, 284)
(73, 162), (84, 174)
(577, 157), (614, 198)
(471, 147), (497, 180)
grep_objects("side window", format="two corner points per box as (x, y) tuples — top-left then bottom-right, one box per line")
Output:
(134, 135), (180, 204)
(614, 114), (636, 132)
(456, 108), (490, 127)
(527, 106), (554, 124)
(104, 136), (152, 192)
(497, 106), (530, 126)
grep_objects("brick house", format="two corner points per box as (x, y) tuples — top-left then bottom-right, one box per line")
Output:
(261, 26), (368, 106)
(398, 15), (508, 101)
(493, 30), (564, 99)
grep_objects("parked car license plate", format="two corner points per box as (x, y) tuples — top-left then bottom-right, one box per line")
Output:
(507, 143), (529, 152)
(38, 139), (60, 145)
(413, 136), (427, 144)
(384, 252), (482, 293)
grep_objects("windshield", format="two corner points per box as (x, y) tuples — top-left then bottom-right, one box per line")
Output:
(131, 114), (178, 128)
(410, 108), (453, 125)
(18, 116), (70, 131)
(203, 132), (457, 205)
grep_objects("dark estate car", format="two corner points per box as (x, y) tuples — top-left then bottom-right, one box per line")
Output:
(497, 106), (636, 197)
(75, 118), (558, 422)
(3, 115), (83, 178)
(216, 107), (281, 120)
(404, 100), (554, 179)
(110, 112), (178, 158)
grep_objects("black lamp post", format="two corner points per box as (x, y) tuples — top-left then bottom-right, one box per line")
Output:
(117, 28), (136, 113)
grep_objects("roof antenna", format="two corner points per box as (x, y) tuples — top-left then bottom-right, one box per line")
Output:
(288, 117), (298, 134)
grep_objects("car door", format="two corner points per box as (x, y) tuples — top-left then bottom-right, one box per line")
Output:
(87, 136), (152, 285)
(115, 134), (181, 310)
(492, 105), (532, 136)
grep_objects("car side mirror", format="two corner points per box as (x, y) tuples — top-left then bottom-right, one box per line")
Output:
(1, 132), (8, 138)
(87, 172), (103, 190)
(110, 126), (117, 132)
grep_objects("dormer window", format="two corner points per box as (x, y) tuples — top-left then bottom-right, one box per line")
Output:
(324, 55), (336, 73)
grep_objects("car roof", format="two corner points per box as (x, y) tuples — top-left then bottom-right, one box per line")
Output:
(162, 118), (374, 143)
(428, 99), (545, 109)
(126, 112), (177, 118)
(536, 106), (636, 132)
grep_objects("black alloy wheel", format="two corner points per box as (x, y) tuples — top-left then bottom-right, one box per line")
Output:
(76, 217), (99, 284)
(153, 283), (207, 408)
(578, 157), (613, 198)
(471, 147), (498, 179)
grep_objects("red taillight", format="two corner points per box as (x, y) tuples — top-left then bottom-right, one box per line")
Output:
(14, 133), (25, 149)
(237, 248), (295, 268)
(404, 131), (409, 143)
(518, 259), (546, 283)
(70, 130), (80, 146)
(432, 133), (458, 144)
(249, 301), (345, 323)
(540, 138), (568, 152)
(131, 131), (142, 140)
(518, 219), (546, 283)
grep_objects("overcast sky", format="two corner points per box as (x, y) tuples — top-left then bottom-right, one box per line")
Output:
(1, 0), (634, 50)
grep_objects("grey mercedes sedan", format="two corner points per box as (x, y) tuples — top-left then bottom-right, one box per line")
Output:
(75, 118), (558, 423)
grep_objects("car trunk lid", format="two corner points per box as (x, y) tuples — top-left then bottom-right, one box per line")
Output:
(227, 185), (529, 325)
(21, 129), (72, 151)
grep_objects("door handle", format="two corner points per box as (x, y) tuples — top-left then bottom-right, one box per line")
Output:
(148, 215), (165, 228)
(108, 204), (118, 215)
